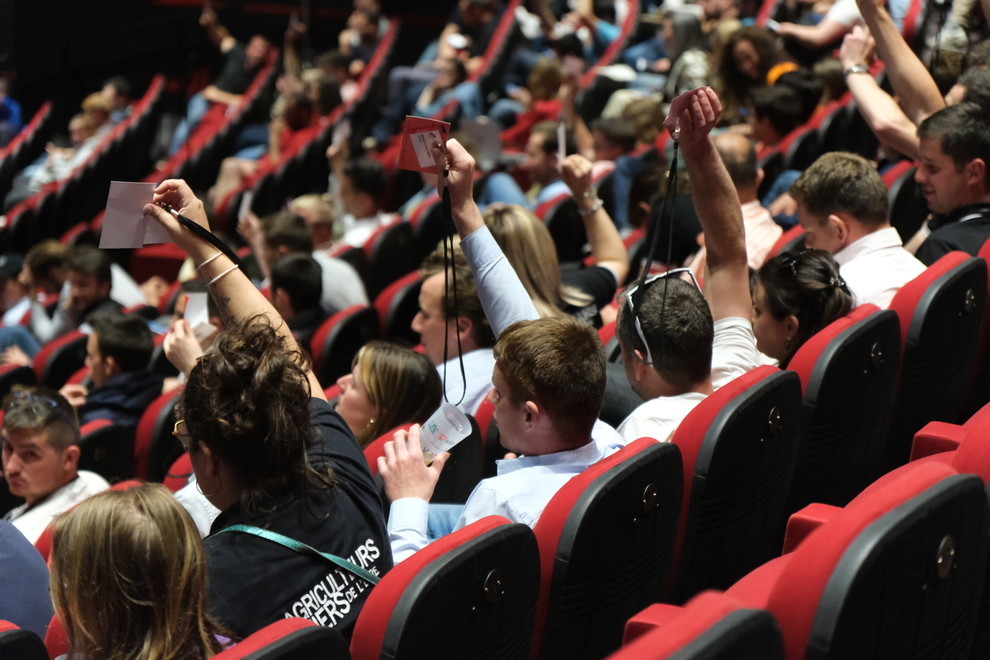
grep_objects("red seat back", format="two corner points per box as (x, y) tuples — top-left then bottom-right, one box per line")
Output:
(350, 516), (539, 660)
(531, 438), (683, 659)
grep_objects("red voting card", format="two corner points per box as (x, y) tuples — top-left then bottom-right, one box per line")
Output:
(397, 116), (451, 173)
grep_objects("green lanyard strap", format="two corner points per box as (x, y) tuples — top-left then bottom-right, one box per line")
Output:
(217, 524), (380, 585)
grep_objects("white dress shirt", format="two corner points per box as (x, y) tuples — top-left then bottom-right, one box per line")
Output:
(834, 227), (926, 309)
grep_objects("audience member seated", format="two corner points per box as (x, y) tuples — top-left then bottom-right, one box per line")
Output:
(615, 87), (760, 444)
(0, 520), (53, 639)
(290, 193), (336, 251)
(716, 26), (798, 124)
(686, 133), (783, 277)
(492, 56), (564, 149)
(1, 387), (109, 544)
(59, 315), (163, 428)
(748, 84), (807, 148)
(0, 254), (30, 327)
(0, 78), (22, 147)
(0, 245), (122, 365)
(910, 102), (990, 263)
(328, 146), (396, 247)
(269, 253), (329, 349)
(791, 152), (925, 307)
(50, 484), (232, 658)
(207, 91), (316, 207)
(335, 340), (442, 448)
(480, 121), (576, 209)
(144, 180), (391, 638)
(242, 208), (368, 313)
(751, 250), (854, 366)
(338, 7), (383, 78)
(168, 9), (272, 156)
(380, 315), (609, 562)
(483, 154), (628, 325)
(101, 75), (133, 124)
(413, 244), (496, 416)
(3, 113), (97, 211)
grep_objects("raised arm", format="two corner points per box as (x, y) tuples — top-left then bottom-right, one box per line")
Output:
(200, 8), (236, 52)
(665, 88), (750, 320)
(839, 27), (920, 159)
(856, 0), (944, 124)
(144, 180), (326, 400)
(560, 154), (629, 284)
(432, 139), (540, 333)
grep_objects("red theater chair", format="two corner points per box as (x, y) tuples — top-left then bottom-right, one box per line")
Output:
(785, 304), (900, 512)
(530, 439), (683, 659)
(350, 516), (539, 660)
(611, 591), (784, 659)
(885, 252), (987, 470)
(309, 305), (380, 387)
(0, 620), (47, 660)
(667, 366), (802, 603)
(725, 461), (988, 659)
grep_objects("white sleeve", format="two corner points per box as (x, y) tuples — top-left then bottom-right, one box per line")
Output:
(386, 497), (431, 563)
(711, 317), (760, 389)
(460, 226), (539, 337)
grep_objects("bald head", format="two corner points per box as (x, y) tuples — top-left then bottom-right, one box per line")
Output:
(714, 133), (759, 196)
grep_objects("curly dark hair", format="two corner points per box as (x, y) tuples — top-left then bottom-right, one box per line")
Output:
(181, 315), (332, 514)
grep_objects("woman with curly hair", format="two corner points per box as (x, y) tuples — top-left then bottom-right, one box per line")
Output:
(144, 180), (391, 640)
(716, 25), (798, 123)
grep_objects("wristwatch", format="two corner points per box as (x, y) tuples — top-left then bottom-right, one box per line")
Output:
(844, 63), (871, 77)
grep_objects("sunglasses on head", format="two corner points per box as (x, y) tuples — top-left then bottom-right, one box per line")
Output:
(622, 268), (701, 365)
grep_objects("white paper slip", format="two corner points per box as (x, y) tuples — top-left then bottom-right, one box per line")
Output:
(420, 402), (472, 464)
(411, 130), (443, 168)
(100, 181), (171, 249)
(557, 122), (566, 167)
(184, 292), (217, 344)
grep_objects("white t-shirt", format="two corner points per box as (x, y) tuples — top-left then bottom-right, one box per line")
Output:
(4, 471), (110, 544)
(617, 317), (760, 443)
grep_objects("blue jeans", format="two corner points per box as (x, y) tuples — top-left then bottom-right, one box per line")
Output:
(0, 325), (41, 358)
(169, 92), (211, 156)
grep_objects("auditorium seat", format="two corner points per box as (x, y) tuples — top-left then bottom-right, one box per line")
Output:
(725, 460), (987, 659)
(885, 252), (987, 470)
(667, 366), (802, 603)
(785, 304), (900, 512)
(531, 438), (683, 659)
(612, 591), (784, 659)
(350, 516), (539, 660)
(77, 418), (135, 483)
(0, 620), (47, 660)
(309, 305), (380, 387)
(133, 386), (184, 481)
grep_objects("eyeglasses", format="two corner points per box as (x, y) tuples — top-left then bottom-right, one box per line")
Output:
(7, 390), (75, 427)
(622, 268), (701, 365)
(172, 419), (191, 451)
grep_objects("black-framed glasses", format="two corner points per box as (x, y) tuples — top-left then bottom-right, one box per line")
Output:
(622, 267), (701, 365)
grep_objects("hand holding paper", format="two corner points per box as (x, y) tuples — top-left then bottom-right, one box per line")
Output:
(99, 181), (171, 249)
(397, 116), (451, 174)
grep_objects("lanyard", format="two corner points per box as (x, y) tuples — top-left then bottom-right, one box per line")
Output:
(216, 524), (380, 585)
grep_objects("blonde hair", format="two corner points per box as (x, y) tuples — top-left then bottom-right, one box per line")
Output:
(290, 193), (335, 228)
(482, 204), (591, 318)
(50, 484), (228, 660)
(352, 341), (442, 446)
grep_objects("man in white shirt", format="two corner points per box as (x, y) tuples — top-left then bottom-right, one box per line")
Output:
(792, 151), (925, 308)
(617, 88), (760, 444)
(2, 388), (109, 543)
(380, 315), (608, 562)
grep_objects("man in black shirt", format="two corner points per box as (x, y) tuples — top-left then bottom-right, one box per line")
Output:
(912, 103), (990, 264)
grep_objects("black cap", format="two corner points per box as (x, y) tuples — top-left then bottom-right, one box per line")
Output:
(0, 253), (23, 280)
